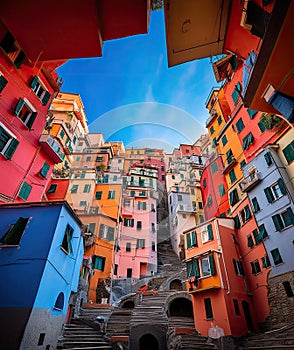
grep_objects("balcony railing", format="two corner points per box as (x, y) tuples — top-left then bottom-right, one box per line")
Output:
(222, 156), (237, 174)
(39, 134), (64, 163)
(176, 204), (197, 214)
(240, 171), (261, 192)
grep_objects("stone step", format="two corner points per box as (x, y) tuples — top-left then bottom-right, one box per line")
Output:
(239, 346), (294, 350)
(57, 347), (112, 350)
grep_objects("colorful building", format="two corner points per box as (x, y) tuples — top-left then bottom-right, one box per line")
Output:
(0, 201), (84, 349)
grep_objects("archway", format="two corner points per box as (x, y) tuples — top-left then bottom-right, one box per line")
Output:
(169, 297), (193, 317)
(121, 300), (135, 309)
(139, 334), (159, 350)
(169, 279), (182, 291)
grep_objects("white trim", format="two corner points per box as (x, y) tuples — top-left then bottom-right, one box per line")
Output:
(23, 97), (36, 112)
(0, 121), (17, 139)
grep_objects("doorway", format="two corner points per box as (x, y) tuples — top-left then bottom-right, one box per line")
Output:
(139, 334), (159, 350)
(242, 300), (254, 332)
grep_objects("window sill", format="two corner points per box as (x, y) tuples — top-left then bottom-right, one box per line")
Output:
(0, 244), (20, 249)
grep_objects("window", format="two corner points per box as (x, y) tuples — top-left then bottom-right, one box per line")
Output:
(186, 231), (197, 248)
(240, 159), (246, 169)
(186, 260), (200, 278)
(229, 189), (239, 206)
(0, 217), (30, 246)
(151, 203), (155, 211)
(71, 185), (78, 193)
(236, 118), (245, 133)
(198, 202), (203, 209)
(136, 239), (145, 249)
(79, 201), (87, 207)
(234, 215), (240, 229)
(61, 224), (73, 254)
(239, 205), (252, 224)
(233, 259), (244, 276)
(264, 151), (273, 166)
(250, 260), (261, 275)
(233, 299), (241, 316)
(14, 98), (37, 130)
(47, 184), (57, 193)
(80, 172), (85, 179)
(247, 108), (257, 119)
(191, 188), (195, 195)
(39, 161), (50, 178)
(247, 235), (254, 248)
(201, 255), (215, 277)
(18, 182), (32, 200)
(177, 194), (182, 201)
(258, 224), (268, 241)
(229, 169), (237, 183)
(152, 241), (156, 251)
(30, 76), (51, 105)
(151, 223), (156, 232)
(99, 224), (105, 238)
(207, 195), (213, 207)
(0, 123), (18, 160)
(76, 155), (80, 161)
(251, 197), (260, 212)
(204, 298), (213, 319)
(127, 268), (132, 278)
(264, 178), (287, 203)
(211, 162), (218, 174)
(203, 178), (207, 188)
(96, 156), (103, 162)
(226, 149), (234, 164)
(0, 73), (8, 93)
(124, 218), (134, 227)
(137, 221), (142, 230)
(270, 248), (283, 265)
(83, 184), (91, 193)
(201, 224), (213, 243)
(86, 223), (96, 234)
(138, 201), (147, 210)
(217, 116), (222, 125)
(210, 126), (215, 135)
(108, 190), (115, 199)
(283, 281), (294, 298)
(282, 140), (294, 164)
(93, 255), (105, 271)
(0, 31), (26, 68)
(218, 184), (225, 197)
(221, 135), (228, 146)
(126, 242), (131, 252)
(261, 254), (271, 268)
(106, 227), (114, 241)
(54, 292), (64, 311)
(258, 120), (266, 133)
(242, 132), (254, 150)
(123, 198), (131, 207)
(272, 207), (294, 231)
(232, 82), (242, 105)
(94, 191), (102, 200)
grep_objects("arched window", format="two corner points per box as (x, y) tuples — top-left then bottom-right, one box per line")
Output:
(54, 292), (64, 311)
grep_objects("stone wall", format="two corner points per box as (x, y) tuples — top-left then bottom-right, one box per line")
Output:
(267, 270), (294, 328)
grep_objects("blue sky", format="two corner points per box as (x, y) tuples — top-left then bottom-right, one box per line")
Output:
(57, 9), (220, 152)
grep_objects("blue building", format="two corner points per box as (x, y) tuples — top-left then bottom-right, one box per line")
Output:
(0, 201), (84, 350)
(240, 144), (294, 326)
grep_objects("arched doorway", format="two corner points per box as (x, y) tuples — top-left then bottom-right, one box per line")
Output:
(139, 334), (159, 350)
(169, 297), (193, 317)
(169, 279), (182, 291)
(242, 300), (254, 332)
(121, 300), (135, 309)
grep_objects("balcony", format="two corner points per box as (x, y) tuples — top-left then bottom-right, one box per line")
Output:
(39, 134), (64, 163)
(186, 275), (221, 294)
(222, 156), (237, 174)
(176, 204), (197, 214)
(240, 171), (261, 192)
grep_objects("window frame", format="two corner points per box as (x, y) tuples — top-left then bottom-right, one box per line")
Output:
(0, 122), (19, 160)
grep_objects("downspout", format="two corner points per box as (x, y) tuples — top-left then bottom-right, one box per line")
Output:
(214, 218), (231, 295)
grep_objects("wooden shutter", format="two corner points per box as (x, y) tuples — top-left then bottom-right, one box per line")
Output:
(42, 91), (51, 106)
(209, 255), (215, 275)
(40, 161), (50, 178)
(30, 76), (39, 89)
(0, 75), (8, 93)
(4, 138), (19, 159)
(272, 214), (283, 231)
(277, 178), (287, 195)
(14, 50), (26, 68)
(14, 98), (25, 116)
(264, 187), (274, 203)
(186, 233), (191, 248)
(207, 224), (213, 240)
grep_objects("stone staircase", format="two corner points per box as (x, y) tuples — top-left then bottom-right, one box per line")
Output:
(106, 308), (132, 338)
(56, 323), (112, 350)
(157, 239), (186, 276)
(237, 323), (294, 349)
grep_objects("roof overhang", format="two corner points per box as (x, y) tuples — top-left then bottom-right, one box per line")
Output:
(164, 0), (232, 67)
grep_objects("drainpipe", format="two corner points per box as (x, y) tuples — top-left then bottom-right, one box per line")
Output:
(214, 219), (231, 295)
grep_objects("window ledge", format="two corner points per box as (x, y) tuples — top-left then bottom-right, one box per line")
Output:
(0, 244), (20, 249)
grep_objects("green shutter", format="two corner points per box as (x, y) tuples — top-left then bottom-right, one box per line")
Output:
(107, 227), (114, 240)
(209, 255), (215, 275)
(234, 215), (240, 229)
(252, 229), (260, 244)
(30, 76), (39, 89)
(207, 224), (213, 240)
(264, 187), (274, 203)
(26, 112), (37, 130)
(88, 223), (96, 234)
(247, 109), (257, 119)
(14, 50), (26, 68)
(99, 224), (105, 237)
(247, 235), (254, 247)
(186, 233), (191, 248)
(40, 161), (50, 178)
(252, 197), (260, 212)
(4, 138), (19, 159)
(272, 214), (283, 231)
(18, 182), (32, 200)
(282, 141), (294, 164)
(0, 75), (8, 93)
(258, 120), (266, 133)
(191, 231), (197, 246)
(277, 178), (287, 195)
(14, 98), (25, 116)
(264, 152), (273, 166)
(284, 207), (294, 226)
(245, 205), (252, 220)
(42, 91), (51, 106)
